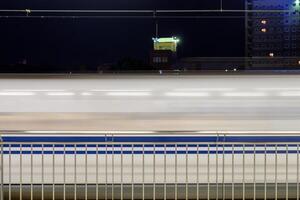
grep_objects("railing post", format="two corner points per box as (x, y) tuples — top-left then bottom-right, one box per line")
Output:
(0, 134), (3, 200)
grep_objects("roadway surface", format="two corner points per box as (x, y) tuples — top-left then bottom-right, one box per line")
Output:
(0, 74), (300, 131)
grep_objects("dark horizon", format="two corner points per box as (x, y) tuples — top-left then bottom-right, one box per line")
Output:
(0, 0), (245, 67)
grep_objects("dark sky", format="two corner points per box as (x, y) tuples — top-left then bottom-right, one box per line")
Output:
(0, 0), (245, 66)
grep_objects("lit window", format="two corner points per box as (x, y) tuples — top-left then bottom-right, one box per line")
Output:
(261, 20), (267, 24)
(261, 28), (267, 33)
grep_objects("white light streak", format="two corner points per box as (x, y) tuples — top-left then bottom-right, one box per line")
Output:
(175, 88), (235, 92)
(222, 92), (267, 97)
(106, 92), (151, 96)
(0, 92), (35, 96)
(46, 92), (75, 96)
(24, 130), (157, 134)
(165, 92), (210, 97)
(81, 92), (93, 96)
(91, 89), (151, 92)
(256, 88), (300, 91)
(278, 91), (300, 97)
(3, 89), (65, 92)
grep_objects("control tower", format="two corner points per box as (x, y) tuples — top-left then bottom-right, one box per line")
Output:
(150, 37), (180, 69)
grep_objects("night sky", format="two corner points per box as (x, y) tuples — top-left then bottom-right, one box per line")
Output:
(0, 0), (245, 66)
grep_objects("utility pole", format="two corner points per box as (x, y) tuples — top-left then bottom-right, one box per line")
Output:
(154, 10), (159, 38)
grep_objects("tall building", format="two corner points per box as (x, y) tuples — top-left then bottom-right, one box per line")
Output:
(246, 0), (300, 68)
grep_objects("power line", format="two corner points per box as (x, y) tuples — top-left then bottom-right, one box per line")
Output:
(2, 15), (299, 20)
(0, 15), (249, 19)
(0, 9), (296, 20)
(0, 9), (296, 14)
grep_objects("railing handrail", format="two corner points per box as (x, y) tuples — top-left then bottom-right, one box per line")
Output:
(2, 130), (300, 136)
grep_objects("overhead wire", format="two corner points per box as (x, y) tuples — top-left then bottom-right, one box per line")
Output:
(0, 9), (296, 19)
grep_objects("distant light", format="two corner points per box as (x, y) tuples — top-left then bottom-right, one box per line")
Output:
(0, 92), (35, 96)
(279, 91), (300, 97)
(47, 92), (75, 96)
(298, 60), (300, 65)
(165, 92), (210, 97)
(233, 68), (237, 71)
(106, 92), (151, 96)
(261, 28), (267, 33)
(223, 92), (267, 97)
(269, 53), (274, 57)
(81, 92), (92, 96)
(261, 20), (267, 24)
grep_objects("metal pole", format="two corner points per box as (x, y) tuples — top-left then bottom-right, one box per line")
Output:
(222, 144), (225, 200)
(286, 144), (289, 200)
(216, 143), (219, 200)
(275, 144), (278, 200)
(121, 144), (123, 200)
(112, 143), (114, 200)
(186, 144), (188, 200)
(105, 139), (108, 200)
(264, 144), (267, 200)
(142, 144), (145, 200)
(0, 136), (3, 200)
(175, 144), (177, 200)
(85, 144), (88, 200)
(297, 144), (299, 200)
(74, 145), (77, 200)
(232, 144), (234, 200)
(253, 144), (256, 200)
(132, 144), (134, 200)
(63, 144), (66, 200)
(30, 144), (33, 200)
(153, 144), (156, 200)
(164, 144), (167, 200)
(9, 144), (11, 200)
(52, 144), (55, 200)
(154, 10), (159, 38)
(220, 0), (223, 11)
(196, 144), (199, 200)
(243, 144), (245, 200)
(96, 144), (99, 200)
(20, 144), (23, 200)
(207, 144), (210, 200)
(42, 144), (44, 200)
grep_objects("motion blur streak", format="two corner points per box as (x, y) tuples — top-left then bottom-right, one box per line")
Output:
(1, 74), (300, 131)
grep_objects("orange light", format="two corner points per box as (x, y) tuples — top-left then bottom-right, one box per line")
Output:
(261, 28), (267, 33)
(261, 20), (267, 24)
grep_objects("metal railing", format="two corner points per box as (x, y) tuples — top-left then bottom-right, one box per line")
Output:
(0, 131), (300, 199)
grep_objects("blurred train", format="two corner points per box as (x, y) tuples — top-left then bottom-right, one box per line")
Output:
(0, 74), (300, 199)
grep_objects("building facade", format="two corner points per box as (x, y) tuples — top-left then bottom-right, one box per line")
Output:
(150, 37), (179, 69)
(246, 0), (300, 68)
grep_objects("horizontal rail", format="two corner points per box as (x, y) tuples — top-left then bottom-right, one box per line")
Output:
(2, 130), (300, 135)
